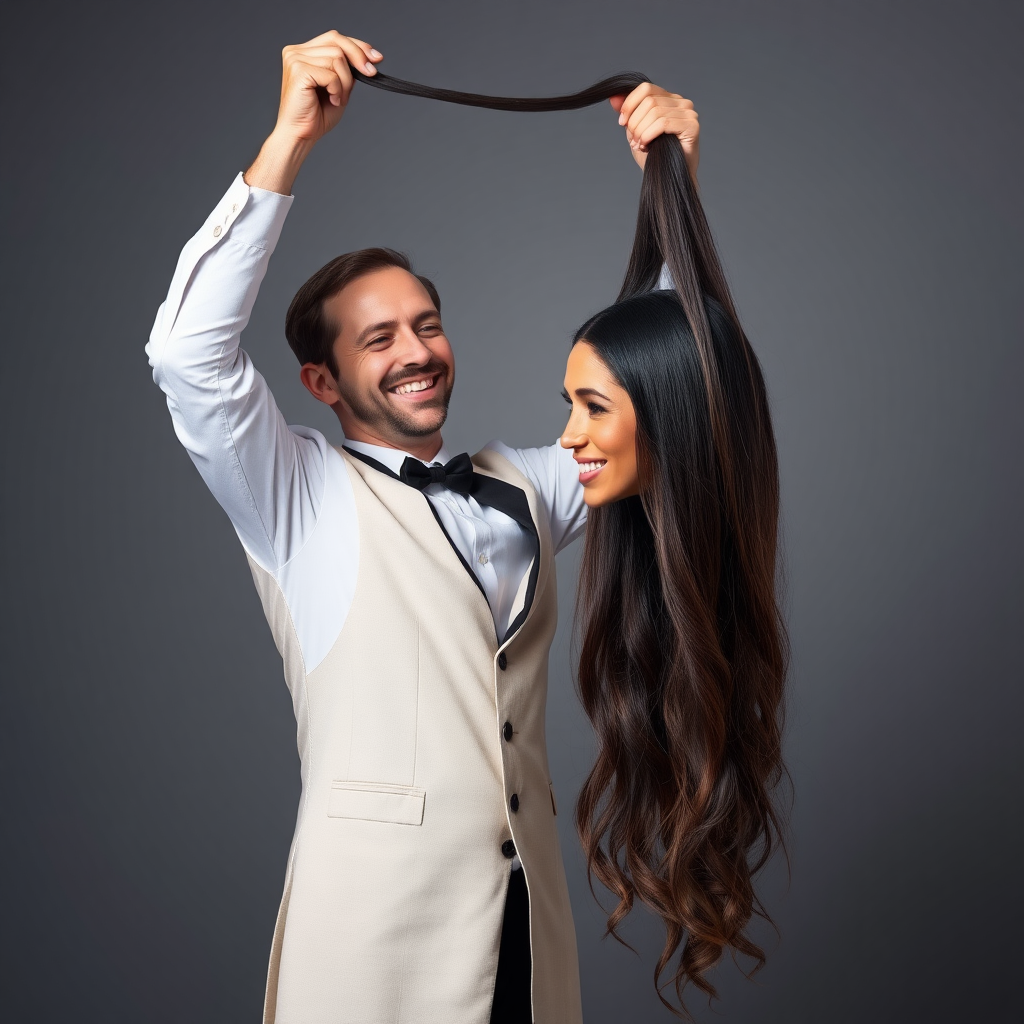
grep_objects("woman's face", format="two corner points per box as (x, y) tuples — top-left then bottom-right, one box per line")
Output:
(560, 341), (639, 506)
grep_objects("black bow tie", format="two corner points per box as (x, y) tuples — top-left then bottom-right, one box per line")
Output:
(343, 443), (540, 640)
(344, 444), (535, 541)
(400, 453), (477, 495)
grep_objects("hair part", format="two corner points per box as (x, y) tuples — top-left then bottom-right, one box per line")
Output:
(285, 247), (440, 377)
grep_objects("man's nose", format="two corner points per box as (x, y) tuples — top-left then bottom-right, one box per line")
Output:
(395, 326), (433, 364)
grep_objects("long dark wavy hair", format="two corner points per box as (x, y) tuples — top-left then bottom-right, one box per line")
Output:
(356, 67), (789, 1015)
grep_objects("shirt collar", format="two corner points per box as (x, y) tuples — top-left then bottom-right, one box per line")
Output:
(343, 437), (453, 476)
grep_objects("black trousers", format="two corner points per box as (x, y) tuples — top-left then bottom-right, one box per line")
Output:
(489, 867), (533, 1024)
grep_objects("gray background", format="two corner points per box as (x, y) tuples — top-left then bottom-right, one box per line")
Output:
(1, 0), (1021, 1021)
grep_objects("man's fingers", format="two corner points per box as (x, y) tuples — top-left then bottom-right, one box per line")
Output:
(287, 49), (354, 77)
(327, 31), (381, 74)
(288, 54), (352, 85)
(624, 95), (658, 136)
(290, 30), (382, 75)
(333, 57), (354, 97)
(619, 84), (692, 127)
(293, 60), (348, 105)
(348, 37), (384, 63)
(617, 81), (657, 125)
(287, 45), (354, 60)
(634, 111), (700, 149)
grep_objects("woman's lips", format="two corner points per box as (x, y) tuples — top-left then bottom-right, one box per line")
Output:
(576, 459), (607, 483)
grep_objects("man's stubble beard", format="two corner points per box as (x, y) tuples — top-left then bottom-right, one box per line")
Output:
(337, 370), (455, 442)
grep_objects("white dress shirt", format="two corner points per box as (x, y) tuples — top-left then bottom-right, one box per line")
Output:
(344, 439), (542, 638)
(146, 174), (588, 673)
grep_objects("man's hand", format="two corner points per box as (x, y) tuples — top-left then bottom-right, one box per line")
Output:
(245, 31), (384, 195)
(610, 83), (699, 182)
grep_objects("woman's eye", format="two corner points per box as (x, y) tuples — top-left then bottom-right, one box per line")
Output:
(587, 403), (606, 416)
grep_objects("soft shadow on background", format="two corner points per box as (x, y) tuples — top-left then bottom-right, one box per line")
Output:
(1, 1), (1021, 1021)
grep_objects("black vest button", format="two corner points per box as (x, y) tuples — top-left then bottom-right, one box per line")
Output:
(502, 721), (513, 742)
(501, 839), (517, 859)
(497, 651), (508, 671)
(510, 793), (520, 813)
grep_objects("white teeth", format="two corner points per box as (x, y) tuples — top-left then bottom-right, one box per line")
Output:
(394, 378), (433, 395)
(578, 461), (606, 474)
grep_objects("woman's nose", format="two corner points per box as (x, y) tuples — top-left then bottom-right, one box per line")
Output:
(560, 418), (586, 450)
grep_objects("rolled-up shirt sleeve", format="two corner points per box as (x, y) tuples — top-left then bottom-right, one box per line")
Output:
(146, 174), (328, 572)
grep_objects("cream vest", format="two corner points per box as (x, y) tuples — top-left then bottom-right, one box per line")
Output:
(246, 447), (582, 1024)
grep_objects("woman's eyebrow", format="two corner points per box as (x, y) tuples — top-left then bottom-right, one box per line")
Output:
(574, 386), (611, 401)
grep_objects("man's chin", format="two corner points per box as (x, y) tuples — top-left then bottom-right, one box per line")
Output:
(384, 404), (449, 440)
(340, 385), (452, 446)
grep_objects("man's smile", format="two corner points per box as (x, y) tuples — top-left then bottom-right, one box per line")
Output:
(388, 373), (442, 400)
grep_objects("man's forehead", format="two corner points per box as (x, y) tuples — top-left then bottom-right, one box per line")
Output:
(327, 267), (433, 327)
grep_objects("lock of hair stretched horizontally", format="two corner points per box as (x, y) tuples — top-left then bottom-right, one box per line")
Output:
(353, 68), (650, 112)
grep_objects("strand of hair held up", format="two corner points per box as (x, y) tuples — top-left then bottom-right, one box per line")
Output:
(353, 68), (650, 111)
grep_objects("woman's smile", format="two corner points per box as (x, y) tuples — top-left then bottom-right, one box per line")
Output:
(575, 458), (607, 482)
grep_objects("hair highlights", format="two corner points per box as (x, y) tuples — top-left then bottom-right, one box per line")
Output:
(573, 134), (789, 1015)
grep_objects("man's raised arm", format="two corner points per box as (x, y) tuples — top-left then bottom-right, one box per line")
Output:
(145, 33), (383, 571)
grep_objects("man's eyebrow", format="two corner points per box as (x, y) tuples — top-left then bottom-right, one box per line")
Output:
(355, 319), (400, 345)
(354, 310), (441, 346)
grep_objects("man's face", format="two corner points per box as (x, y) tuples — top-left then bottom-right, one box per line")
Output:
(321, 267), (455, 447)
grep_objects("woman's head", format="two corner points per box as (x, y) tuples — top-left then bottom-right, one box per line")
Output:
(561, 291), (753, 518)
(559, 336), (639, 507)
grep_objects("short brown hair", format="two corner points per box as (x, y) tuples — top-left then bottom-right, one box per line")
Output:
(284, 248), (441, 376)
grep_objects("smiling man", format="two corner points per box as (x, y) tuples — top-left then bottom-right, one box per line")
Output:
(147, 30), (698, 1024)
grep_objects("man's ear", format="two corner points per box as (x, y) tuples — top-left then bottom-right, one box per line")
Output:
(300, 362), (342, 406)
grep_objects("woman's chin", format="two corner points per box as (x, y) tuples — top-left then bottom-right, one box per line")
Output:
(583, 478), (643, 507)
(583, 484), (625, 507)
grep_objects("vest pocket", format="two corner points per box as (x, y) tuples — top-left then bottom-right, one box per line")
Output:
(328, 781), (426, 826)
